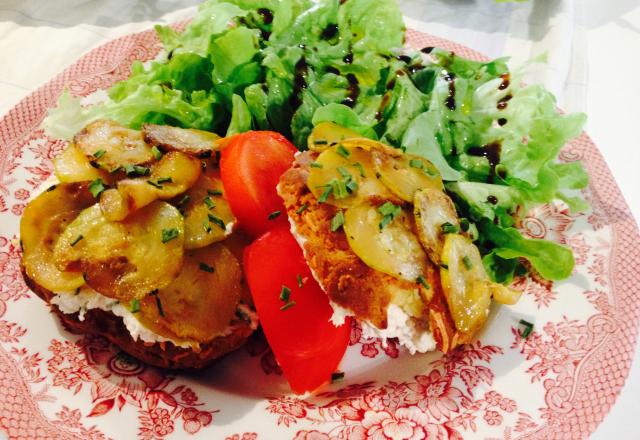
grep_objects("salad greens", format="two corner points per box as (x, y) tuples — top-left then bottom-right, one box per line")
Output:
(43, 0), (588, 284)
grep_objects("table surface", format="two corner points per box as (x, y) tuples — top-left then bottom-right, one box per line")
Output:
(0, 1), (639, 437)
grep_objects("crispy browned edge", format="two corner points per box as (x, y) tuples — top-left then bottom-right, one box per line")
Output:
(278, 152), (473, 352)
(23, 266), (256, 370)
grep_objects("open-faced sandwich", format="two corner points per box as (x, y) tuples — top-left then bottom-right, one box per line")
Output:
(279, 123), (521, 354)
(20, 120), (258, 369)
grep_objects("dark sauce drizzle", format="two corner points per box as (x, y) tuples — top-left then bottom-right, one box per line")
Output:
(321, 24), (339, 40)
(343, 51), (354, 64)
(443, 71), (456, 111)
(325, 66), (340, 75)
(497, 94), (513, 110)
(342, 73), (360, 108)
(497, 118), (508, 126)
(487, 195), (498, 205)
(498, 73), (510, 90)
(257, 8), (273, 24)
(467, 142), (502, 183)
(290, 57), (308, 108)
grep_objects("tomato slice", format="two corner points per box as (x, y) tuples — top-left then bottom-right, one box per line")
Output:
(220, 131), (297, 238)
(243, 227), (351, 393)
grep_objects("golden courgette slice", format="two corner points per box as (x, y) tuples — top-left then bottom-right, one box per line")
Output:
(413, 187), (460, 264)
(136, 243), (242, 343)
(142, 124), (221, 158)
(100, 151), (202, 221)
(440, 233), (492, 334)
(53, 201), (184, 301)
(20, 183), (95, 292)
(372, 149), (443, 202)
(307, 122), (362, 151)
(180, 174), (236, 249)
(307, 145), (395, 208)
(74, 119), (154, 172)
(343, 203), (429, 281)
(53, 144), (108, 183)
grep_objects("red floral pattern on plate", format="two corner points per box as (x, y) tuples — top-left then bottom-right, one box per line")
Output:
(0, 25), (637, 440)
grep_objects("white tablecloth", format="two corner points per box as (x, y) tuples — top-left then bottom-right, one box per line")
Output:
(1, 1), (639, 438)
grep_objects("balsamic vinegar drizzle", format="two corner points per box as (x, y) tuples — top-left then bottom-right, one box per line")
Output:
(467, 142), (502, 183)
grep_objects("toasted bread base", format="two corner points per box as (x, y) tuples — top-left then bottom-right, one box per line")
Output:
(23, 267), (257, 370)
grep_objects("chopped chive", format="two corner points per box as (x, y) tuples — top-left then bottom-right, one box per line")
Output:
(151, 291), (165, 317)
(207, 189), (223, 196)
(124, 164), (150, 177)
(331, 371), (345, 382)
(147, 180), (164, 189)
(110, 166), (123, 174)
(268, 210), (281, 220)
(345, 178), (358, 193)
(279, 285), (291, 302)
(46, 184), (57, 192)
(70, 235), (84, 247)
(462, 255), (473, 270)
(330, 178), (349, 199)
(157, 177), (173, 184)
(518, 319), (534, 338)
(330, 211), (345, 232)
(279, 301), (297, 311)
(93, 149), (106, 159)
(297, 274), (304, 288)
(318, 185), (333, 203)
(335, 144), (351, 158)
(130, 299), (140, 313)
(336, 166), (352, 179)
(314, 139), (328, 145)
(378, 202), (401, 230)
(178, 194), (191, 207)
(296, 203), (309, 214)
(409, 159), (424, 169)
(439, 263), (449, 270)
(440, 222), (459, 234)
(88, 179), (106, 198)
(310, 161), (324, 169)
(208, 214), (226, 230)
(416, 275), (430, 289)
(203, 196), (215, 209)
(352, 162), (366, 177)
(151, 146), (163, 160)
(459, 218), (470, 232)
(199, 262), (215, 273)
(203, 221), (212, 233)
(161, 228), (179, 243)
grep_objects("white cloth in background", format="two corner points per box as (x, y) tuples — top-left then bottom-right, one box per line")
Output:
(0, 1), (638, 439)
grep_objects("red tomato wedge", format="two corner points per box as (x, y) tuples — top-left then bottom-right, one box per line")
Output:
(244, 227), (351, 394)
(220, 131), (297, 238)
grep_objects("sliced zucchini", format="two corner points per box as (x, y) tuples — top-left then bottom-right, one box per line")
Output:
(343, 203), (429, 281)
(180, 174), (236, 249)
(372, 149), (443, 202)
(20, 183), (94, 292)
(136, 244), (242, 343)
(439, 234), (492, 334)
(53, 201), (184, 301)
(73, 120), (153, 171)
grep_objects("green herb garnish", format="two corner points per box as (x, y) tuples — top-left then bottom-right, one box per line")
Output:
(207, 189), (223, 196)
(203, 221), (212, 233)
(161, 228), (179, 243)
(519, 319), (534, 339)
(70, 235), (84, 247)
(310, 162), (323, 169)
(336, 144), (351, 158)
(416, 275), (430, 289)
(199, 262), (215, 273)
(151, 290), (164, 317)
(378, 202), (401, 230)
(296, 203), (309, 214)
(88, 179), (106, 198)
(93, 149), (106, 159)
(124, 164), (150, 177)
(440, 222), (459, 234)
(208, 214), (226, 230)
(151, 146), (163, 160)
(409, 159), (423, 169)
(297, 274), (303, 288)
(130, 299), (140, 313)
(330, 211), (345, 232)
(352, 162), (366, 177)
(279, 285), (291, 302)
(331, 371), (345, 382)
(462, 255), (473, 270)
(268, 210), (281, 220)
(280, 301), (297, 311)
(203, 196), (215, 209)
(147, 180), (163, 189)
